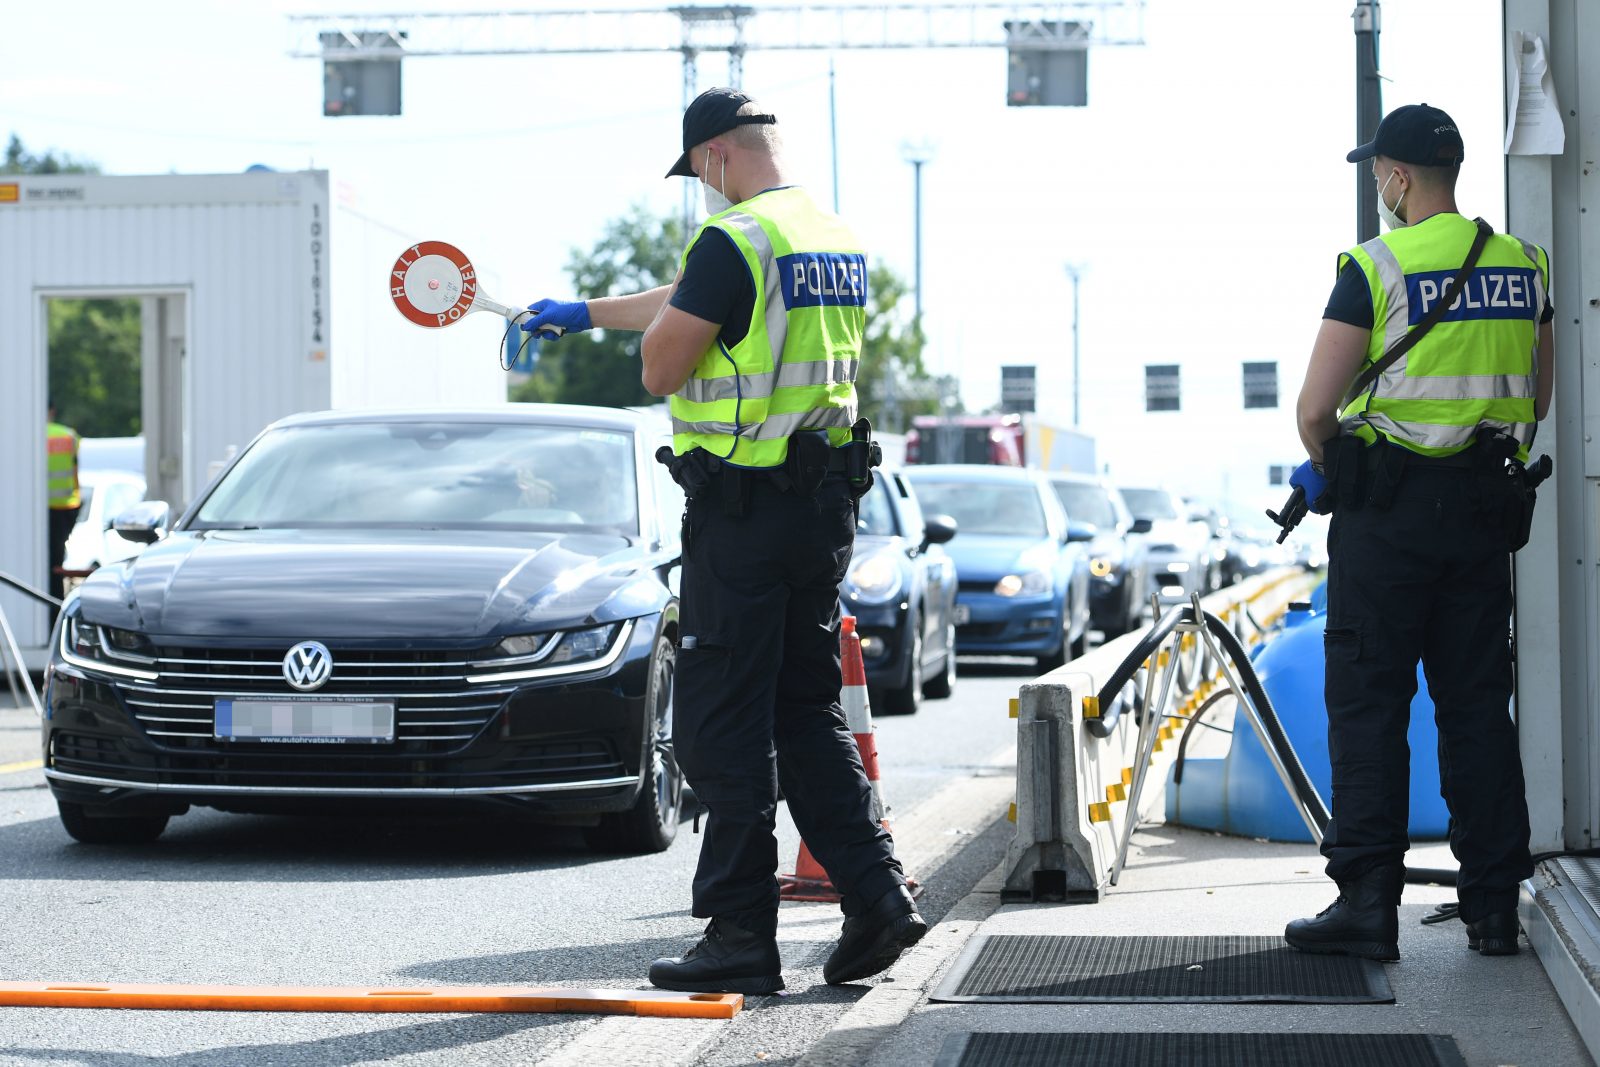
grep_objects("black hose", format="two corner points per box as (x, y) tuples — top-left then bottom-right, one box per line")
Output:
(1200, 612), (1331, 831)
(1172, 689), (1234, 785)
(1088, 604), (1189, 739)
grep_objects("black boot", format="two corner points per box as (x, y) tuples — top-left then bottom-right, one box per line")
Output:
(824, 885), (927, 986)
(1465, 910), (1521, 956)
(648, 918), (784, 994)
(1284, 865), (1403, 961)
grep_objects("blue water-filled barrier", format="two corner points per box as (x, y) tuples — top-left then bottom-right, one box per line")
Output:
(1165, 595), (1451, 843)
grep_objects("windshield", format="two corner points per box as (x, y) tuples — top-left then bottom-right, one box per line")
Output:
(1120, 488), (1180, 521)
(856, 476), (899, 537)
(1053, 483), (1117, 529)
(904, 480), (1047, 538)
(194, 422), (639, 534)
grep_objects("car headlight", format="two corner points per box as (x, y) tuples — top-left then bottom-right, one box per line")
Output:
(467, 620), (632, 684)
(58, 613), (159, 681)
(994, 570), (1050, 597)
(846, 552), (903, 605)
(1089, 553), (1122, 578)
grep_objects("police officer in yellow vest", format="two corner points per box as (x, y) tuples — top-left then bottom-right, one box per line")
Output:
(46, 399), (82, 606)
(519, 88), (922, 994)
(1286, 105), (1554, 962)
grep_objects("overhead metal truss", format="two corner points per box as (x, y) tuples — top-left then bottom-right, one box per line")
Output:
(287, 3), (1146, 62)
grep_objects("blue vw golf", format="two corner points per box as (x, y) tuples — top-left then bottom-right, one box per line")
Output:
(902, 466), (1092, 670)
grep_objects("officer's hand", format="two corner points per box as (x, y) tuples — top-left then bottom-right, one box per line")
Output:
(1290, 460), (1332, 515)
(519, 298), (592, 340)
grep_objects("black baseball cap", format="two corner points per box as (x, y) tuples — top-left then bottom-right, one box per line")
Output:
(665, 87), (777, 178)
(1347, 103), (1465, 166)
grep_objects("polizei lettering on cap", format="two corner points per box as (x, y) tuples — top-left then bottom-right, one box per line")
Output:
(776, 252), (869, 311)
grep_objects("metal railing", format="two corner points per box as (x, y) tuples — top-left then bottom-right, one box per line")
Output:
(0, 570), (58, 718)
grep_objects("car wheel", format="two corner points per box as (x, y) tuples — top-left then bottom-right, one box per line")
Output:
(584, 634), (682, 855)
(56, 801), (168, 845)
(880, 620), (923, 716)
(923, 616), (957, 699)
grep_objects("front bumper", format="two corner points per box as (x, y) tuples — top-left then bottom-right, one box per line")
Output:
(953, 591), (1061, 655)
(851, 601), (913, 692)
(42, 626), (656, 818)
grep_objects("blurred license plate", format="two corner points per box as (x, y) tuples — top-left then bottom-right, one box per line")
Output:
(214, 698), (395, 744)
(953, 604), (971, 626)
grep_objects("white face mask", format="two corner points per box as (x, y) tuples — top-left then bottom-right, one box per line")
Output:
(1376, 169), (1408, 230)
(702, 148), (733, 215)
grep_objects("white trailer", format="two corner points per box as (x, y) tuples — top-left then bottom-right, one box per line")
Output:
(0, 170), (505, 666)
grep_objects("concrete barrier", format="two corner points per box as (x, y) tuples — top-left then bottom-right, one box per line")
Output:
(1001, 569), (1318, 903)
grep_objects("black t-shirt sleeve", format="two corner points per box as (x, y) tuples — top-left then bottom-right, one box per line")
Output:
(1323, 259), (1374, 329)
(670, 228), (750, 327)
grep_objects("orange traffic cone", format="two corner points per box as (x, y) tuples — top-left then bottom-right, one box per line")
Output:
(779, 615), (919, 902)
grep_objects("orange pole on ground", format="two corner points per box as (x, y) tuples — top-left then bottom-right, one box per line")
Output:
(780, 615), (920, 902)
(0, 982), (742, 1019)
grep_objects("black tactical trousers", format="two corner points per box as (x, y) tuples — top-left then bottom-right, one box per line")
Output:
(674, 471), (906, 937)
(1322, 462), (1533, 922)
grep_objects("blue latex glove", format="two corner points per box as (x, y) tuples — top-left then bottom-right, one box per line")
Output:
(519, 298), (592, 340)
(1290, 460), (1332, 515)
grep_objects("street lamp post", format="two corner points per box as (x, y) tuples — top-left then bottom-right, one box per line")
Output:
(1064, 263), (1086, 427)
(899, 139), (937, 433)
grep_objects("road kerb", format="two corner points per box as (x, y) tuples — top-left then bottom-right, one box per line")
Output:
(793, 859), (1005, 1067)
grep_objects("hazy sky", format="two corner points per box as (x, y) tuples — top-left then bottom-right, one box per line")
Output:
(4, 0), (1508, 499)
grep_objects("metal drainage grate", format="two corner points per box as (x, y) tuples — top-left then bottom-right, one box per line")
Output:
(935, 1032), (1467, 1067)
(930, 935), (1391, 1004)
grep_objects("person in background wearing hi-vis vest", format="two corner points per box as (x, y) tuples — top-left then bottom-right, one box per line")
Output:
(519, 87), (923, 995)
(46, 398), (82, 610)
(1286, 104), (1554, 962)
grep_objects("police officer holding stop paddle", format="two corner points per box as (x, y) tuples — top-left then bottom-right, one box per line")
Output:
(519, 87), (923, 995)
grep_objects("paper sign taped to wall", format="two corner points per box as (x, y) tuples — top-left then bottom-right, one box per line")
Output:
(1505, 31), (1564, 156)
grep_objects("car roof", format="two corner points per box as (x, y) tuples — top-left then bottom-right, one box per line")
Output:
(1047, 472), (1109, 487)
(903, 464), (1042, 483)
(268, 404), (663, 433)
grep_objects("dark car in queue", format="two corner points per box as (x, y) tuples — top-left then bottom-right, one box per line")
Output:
(841, 467), (959, 716)
(1048, 474), (1151, 638)
(43, 405), (686, 854)
(902, 465), (1092, 671)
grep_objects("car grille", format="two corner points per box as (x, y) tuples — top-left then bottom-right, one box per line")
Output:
(958, 581), (997, 594)
(958, 622), (1010, 640)
(1146, 543), (1180, 554)
(120, 645), (511, 753)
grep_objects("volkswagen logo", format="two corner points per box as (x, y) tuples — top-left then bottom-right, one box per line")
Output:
(282, 641), (333, 692)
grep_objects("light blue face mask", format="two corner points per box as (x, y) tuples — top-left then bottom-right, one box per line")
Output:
(1376, 169), (1408, 230)
(702, 148), (732, 216)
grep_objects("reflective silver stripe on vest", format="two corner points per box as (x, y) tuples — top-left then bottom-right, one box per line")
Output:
(1362, 372), (1533, 404)
(1363, 239), (1411, 401)
(675, 358), (861, 405)
(1343, 412), (1536, 452)
(717, 211), (789, 367)
(673, 404), (857, 441)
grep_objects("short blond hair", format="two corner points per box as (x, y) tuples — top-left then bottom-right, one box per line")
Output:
(728, 101), (782, 154)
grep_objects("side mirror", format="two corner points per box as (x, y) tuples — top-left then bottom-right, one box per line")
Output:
(112, 500), (171, 545)
(921, 514), (958, 548)
(1066, 521), (1096, 544)
(1129, 517), (1154, 535)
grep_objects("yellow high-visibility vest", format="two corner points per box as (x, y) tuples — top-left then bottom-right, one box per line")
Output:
(1339, 213), (1546, 460)
(47, 421), (81, 510)
(670, 187), (866, 468)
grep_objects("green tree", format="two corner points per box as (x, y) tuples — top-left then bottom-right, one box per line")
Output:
(48, 299), (142, 437)
(4, 133), (100, 175)
(511, 205), (687, 408)
(856, 264), (943, 433)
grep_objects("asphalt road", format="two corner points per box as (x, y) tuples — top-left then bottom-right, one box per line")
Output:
(0, 654), (1033, 1066)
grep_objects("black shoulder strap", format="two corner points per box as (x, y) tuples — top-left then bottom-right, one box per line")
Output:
(1342, 217), (1494, 409)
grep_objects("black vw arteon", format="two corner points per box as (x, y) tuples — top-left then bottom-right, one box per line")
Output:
(43, 405), (687, 853)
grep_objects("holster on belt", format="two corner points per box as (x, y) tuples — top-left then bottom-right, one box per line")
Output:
(1472, 429), (1551, 553)
(1324, 434), (1367, 511)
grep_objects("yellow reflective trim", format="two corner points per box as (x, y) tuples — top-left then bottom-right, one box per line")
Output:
(1106, 783), (1127, 803)
(1007, 803), (1017, 823)
(1081, 696), (1099, 720)
(1009, 697), (1019, 719)
(1088, 802), (1112, 824)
